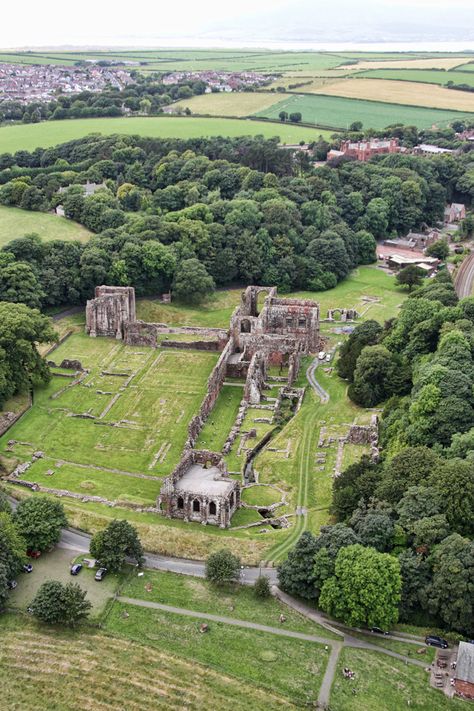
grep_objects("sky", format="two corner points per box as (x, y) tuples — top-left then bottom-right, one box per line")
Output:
(1, 0), (474, 49)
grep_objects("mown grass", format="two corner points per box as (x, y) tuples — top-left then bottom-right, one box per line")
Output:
(0, 205), (91, 246)
(241, 484), (282, 506)
(0, 614), (288, 711)
(0, 116), (323, 154)
(106, 601), (329, 704)
(195, 384), (243, 451)
(121, 567), (339, 638)
(256, 93), (474, 129)
(330, 647), (464, 711)
(358, 68), (474, 87)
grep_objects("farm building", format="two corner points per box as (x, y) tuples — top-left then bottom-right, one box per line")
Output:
(454, 642), (474, 699)
(413, 144), (454, 155)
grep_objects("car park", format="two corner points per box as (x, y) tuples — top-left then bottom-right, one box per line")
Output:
(22, 563), (33, 573)
(94, 567), (107, 581)
(425, 634), (449, 649)
(70, 563), (83, 576)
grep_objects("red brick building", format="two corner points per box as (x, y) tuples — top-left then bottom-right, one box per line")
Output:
(327, 138), (402, 162)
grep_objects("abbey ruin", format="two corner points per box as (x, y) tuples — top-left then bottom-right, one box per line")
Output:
(85, 285), (320, 526)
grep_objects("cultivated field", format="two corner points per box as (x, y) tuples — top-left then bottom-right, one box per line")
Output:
(0, 332), (218, 501)
(255, 93), (473, 130)
(0, 205), (91, 247)
(315, 78), (474, 112)
(0, 116), (322, 154)
(340, 57), (470, 70)
(0, 615), (285, 711)
(357, 68), (474, 87)
(169, 91), (289, 117)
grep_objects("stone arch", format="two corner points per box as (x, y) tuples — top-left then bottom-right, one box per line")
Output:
(209, 501), (217, 516)
(192, 499), (201, 513)
(177, 496), (184, 510)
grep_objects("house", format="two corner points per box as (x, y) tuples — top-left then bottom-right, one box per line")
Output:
(454, 642), (474, 699)
(444, 203), (466, 224)
(328, 138), (403, 162)
(58, 180), (107, 196)
(385, 253), (438, 272)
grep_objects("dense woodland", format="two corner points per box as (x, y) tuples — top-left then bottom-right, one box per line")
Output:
(0, 133), (473, 312)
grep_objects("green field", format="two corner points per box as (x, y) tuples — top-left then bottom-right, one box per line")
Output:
(0, 116), (326, 154)
(456, 61), (474, 71)
(0, 205), (91, 247)
(195, 384), (243, 453)
(331, 647), (464, 711)
(358, 68), (474, 87)
(0, 332), (218, 500)
(255, 93), (474, 129)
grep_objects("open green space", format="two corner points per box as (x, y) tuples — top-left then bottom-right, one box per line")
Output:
(0, 614), (284, 711)
(195, 384), (243, 452)
(0, 331), (218, 487)
(357, 68), (474, 87)
(0, 116), (322, 154)
(0, 205), (91, 247)
(330, 647), (464, 711)
(121, 567), (338, 638)
(7, 547), (120, 617)
(255, 93), (474, 129)
(241, 484), (282, 507)
(105, 600), (329, 704)
(454, 61), (474, 72)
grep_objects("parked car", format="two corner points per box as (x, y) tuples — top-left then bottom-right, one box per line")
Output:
(318, 351), (326, 360)
(7, 580), (17, 589)
(370, 627), (389, 635)
(425, 635), (449, 649)
(325, 354), (331, 362)
(22, 563), (33, 573)
(94, 567), (107, 581)
(70, 564), (83, 576)
(26, 549), (41, 559)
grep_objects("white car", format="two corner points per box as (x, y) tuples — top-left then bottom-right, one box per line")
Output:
(318, 351), (326, 360)
(325, 354), (331, 362)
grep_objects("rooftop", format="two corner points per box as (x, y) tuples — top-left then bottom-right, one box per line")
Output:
(177, 464), (236, 497)
(456, 642), (474, 684)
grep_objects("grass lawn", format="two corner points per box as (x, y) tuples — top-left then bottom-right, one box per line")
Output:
(358, 68), (474, 87)
(121, 567), (339, 638)
(7, 547), (120, 617)
(241, 484), (282, 506)
(0, 614), (285, 711)
(170, 91), (291, 117)
(0, 332), (218, 483)
(316, 78), (474, 112)
(0, 116), (325, 154)
(195, 383), (243, 451)
(106, 600), (329, 704)
(256, 93), (474, 129)
(0, 205), (91, 247)
(330, 647), (464, 711)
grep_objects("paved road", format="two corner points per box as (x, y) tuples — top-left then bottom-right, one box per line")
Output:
(454, 253), (474, 298)
(306, 356), (329, 403)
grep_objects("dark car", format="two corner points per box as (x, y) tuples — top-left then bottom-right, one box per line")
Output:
(370, 627), (389, 635)
(22, 563), (33, 573)
(94, 567), (107, 581)
(7, 580), (17, 589)
(425, 635), (449, 649)
(70, 564), (83, 576)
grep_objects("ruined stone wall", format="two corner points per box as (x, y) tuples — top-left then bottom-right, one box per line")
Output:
(287, 352), (301, 386)
(86, 286), (136, 339)
(243, 351), (267, 405)
(123, 321), (228, 350)
(161, 340), (221, 352)
(187, 338), (236, 447)
(226, 361), (250, 379)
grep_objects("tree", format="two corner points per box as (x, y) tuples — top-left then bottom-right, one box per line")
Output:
(90, 519), (144, 572)
(424, 534), (474, 635)
(336, 320), (383, 382)
(0, 259), (44, 309)
(14, 497), (66, 552)
(349, 121), (363, 131)
(355, 230), (377, 264)
(30, 580), (92, 627)
(319, 545), (402, 630)
(350, 503), (395, 552)
(0, 562), (9, 610)
(396, 265), (424, 292)
(430, 459), (474, 537)
(377, 447), (439, 504)
(278, 111), (288, 122)
(331, 457), (382, 521)
(172, 258), (215, 304)
(289, 112), (302, 123)
(398, 549), (431, 621)
(205, 549), (241, 585)
(348, 345), (399, 407)
(0, 488), (11, 514)
(0, 511), (26, 579)
(426, 239), (449, 261)
(312, 524), (361, 597)
(278, 531), (319, 599)
(254, 575), (271, 598)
